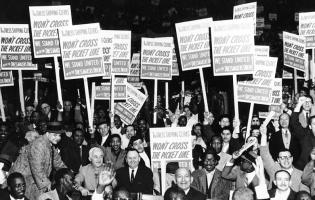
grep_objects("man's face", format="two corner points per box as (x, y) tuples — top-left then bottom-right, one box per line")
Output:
(184, 107), (191, 117)
(175, 168), (192, 191)
(114, 116), (122, 129)
(41, 103), (51, 115)
(208, 112), (215, 125)
(219, 117), (230, 128)
(25, 106), (34, 117)
(126, 126), (135, 139)
(251, 129), (260, 137)
(138, 120), (147, 131)
(178, 117), (187, 127)
(63, 101), (72, 112)
(251, 117), (260, 126)
(277, 151), (293, 169)
(62, 173), (75, 192)
(302, 97), (313, 112)
(111, 137), (121, 151)
(47, 132), (62, 145)
(98, 123), (109, 137)
(73, 130), (84, 146)
(30, 112), (40, 124)
(38, 121), (47, 134)
(90, 149), (104, 167)
(211, 137), (222, 153)
(274, 171), (291, 191)
(133, 139), (144, 153)
(240, 159), (254, 173)
(203, 154), (217, 172)
(221, 130), (231, 143)
(279, 114), (290, 128)
(193, 125), (202, 137)
(0, 125), (9, 142)
(98, 109), (106, 118)
(126, 150), (140, 169)
(8, 177), (26, 199)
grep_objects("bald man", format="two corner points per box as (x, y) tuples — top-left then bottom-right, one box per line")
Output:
(175, 167), (206, 200)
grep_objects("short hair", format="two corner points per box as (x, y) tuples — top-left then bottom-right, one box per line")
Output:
(219, 114), (230, 122)
(250, 125), (260, 131)
(277, 148), (292, 157)
(295, 191), (312, 200)
(210, 135), (223, 144)
(54, 168), (73, 186)
(175, 167), (191, 178)
(129, 135), (143, 146)
(7, 172), (24, 188)
(304, 95), (314, 104)
(109, 134), (121, 142)
(221, 126), (232, 134)
(178, 115), (187, 122)
(164, 186), (187, 200)
(203, 148), (220, 162)
(72, 128), (84, 137)
(97, 120), (110, 127)
(126, 148), (140, 156)
(89, 147), (104, 160)
(232, 187), (254, 200)
(274, 169), (291, 180)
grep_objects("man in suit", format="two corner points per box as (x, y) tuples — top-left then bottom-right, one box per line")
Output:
(93, 121), (111, 148)
(129, 135), (151, 168)
(0, 172), (29, 200)
(260, 125), (308, 192)
(267, 170), (296, 200)
(115, 148), (153, 194)
(103, 134), (126, 170)
(60, 128), (89, 173)
(10, 122), (66, 200)
(175, 167), (206, 200)
(269, 113), (301, 164)
(191, 148), (232, 200)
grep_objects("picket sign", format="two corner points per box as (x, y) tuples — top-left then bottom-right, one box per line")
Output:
(83, 78), (93, 129)
(233, 75), (240, 123)
(165, 82), (169, 110)
(199, 68), (209, 112)
(54, 56), (63, 111)
(91, 82), (96, 129)
(18, 70), (25, 116)
(0, 89), (5, 122)
(110, 74), (115, 124)
(153, 79), (158, 124)
(245, 102), (254, 140)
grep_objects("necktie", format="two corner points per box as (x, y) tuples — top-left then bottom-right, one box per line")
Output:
(131, 170), (135, 183)
(306, 112), (310, 124)
(284, 130), (288, 139)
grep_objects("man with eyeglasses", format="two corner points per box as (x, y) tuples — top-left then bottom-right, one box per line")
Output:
(191, 148), (232, 199)
(260, 126), (308, 192)
(0, 172), (29, 200)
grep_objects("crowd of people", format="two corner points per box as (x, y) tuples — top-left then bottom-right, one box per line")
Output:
(0, 78), (315, 200)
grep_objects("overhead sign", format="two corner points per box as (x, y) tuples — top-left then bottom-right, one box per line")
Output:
(127, 53), (141, 89)
(238, 56), (277, 105)
(283, 31), (306, 71)
(0, 24), (37, 70)
(141, 37), (172, 80)
(0, 71), (14, 87)
(114, 83), (147, 125)
(211, 19), (255, 76)
(233, 2), (257, 33)
(100, 30), (113, 78)
(95, 83), (126, 100)
(29, 5), (72, 58)
(271, 78), (282, 105)
(111, 30), (131, 75)
(255, 45), (269, 57)
(59, 23), (104, 80)
(299, 12), (315, 49)
(175, 18), (212, 71)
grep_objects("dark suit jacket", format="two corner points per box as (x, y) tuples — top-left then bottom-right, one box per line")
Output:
(259, 189), (296, 200)
(227, 138), (242, 155)
(186, 187), (206, 200)
(268, 129), (301, 165)
(0, 189), (30, 200)
(191, 169), (232, 200)
(60, 140), (89, 173)
(115, 164), (153, 194)
(94, 132), (111, 148)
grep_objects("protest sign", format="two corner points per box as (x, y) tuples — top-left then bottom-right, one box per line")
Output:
(127, 53), (141, 89)
(109, 30), (131, 75)
(29, 5), (72, 58)
(271, 78), (282, 105)
(283, 31), (306, 71)
(171, 40), (179, 76)
(100, 30), (113, 78)
(175, 18), (212, 71)
(141, 37), (172, 80)
(150, 127), (193, 194)
(95, 83), (126, 100)
(0, 71), (14, 87)
(255, 45), (269, 57)
(59, 23), (104, 80)
(282, 69), (305, 79)
(233, 2), (257, 33)
(114, 83), (147, 125)
(299, 12), (315, 49)
(0, 24), (37, 70)
(238, 56), (277, 105)
(256, 18), (265, 29)
(211, 18), (255, 76)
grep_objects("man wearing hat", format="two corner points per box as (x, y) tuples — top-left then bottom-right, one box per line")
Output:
(10, 121), (66, 200)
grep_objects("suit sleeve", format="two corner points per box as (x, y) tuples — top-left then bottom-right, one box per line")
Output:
(260, 145), (277, 178)
(53, 147), (66, 169)
(143, 168), (154, 194)
(28, 142), (50, 191)
(301, 160), (315, 187)
(290, 112), (307, 140)
(221, 165), (238, 181)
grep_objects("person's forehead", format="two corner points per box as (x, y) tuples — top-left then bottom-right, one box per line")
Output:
(74, 130), (84, 136)
(212, 137), (221, 143)
(279, 151), (291, 156)
(176, 168), (190, 176)
(41, 103), (49, 108)
(221, 117), (229, 121)
(127, 126), (134, 131)
(111, 136), (121, 142)
(133, 139), (143, 145)
(222, 130), (231, 134)
(276, 171), (290, 179)
(92, 149), (104, 156)
(205, 153), (215, 159)
(127, 151), (139, 157)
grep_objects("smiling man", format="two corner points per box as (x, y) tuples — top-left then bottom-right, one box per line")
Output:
(0, 172), (29, 200)
(103, 134), (126, 170)
(115, 148), (153, 194)
(175, 167), (206, 200)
